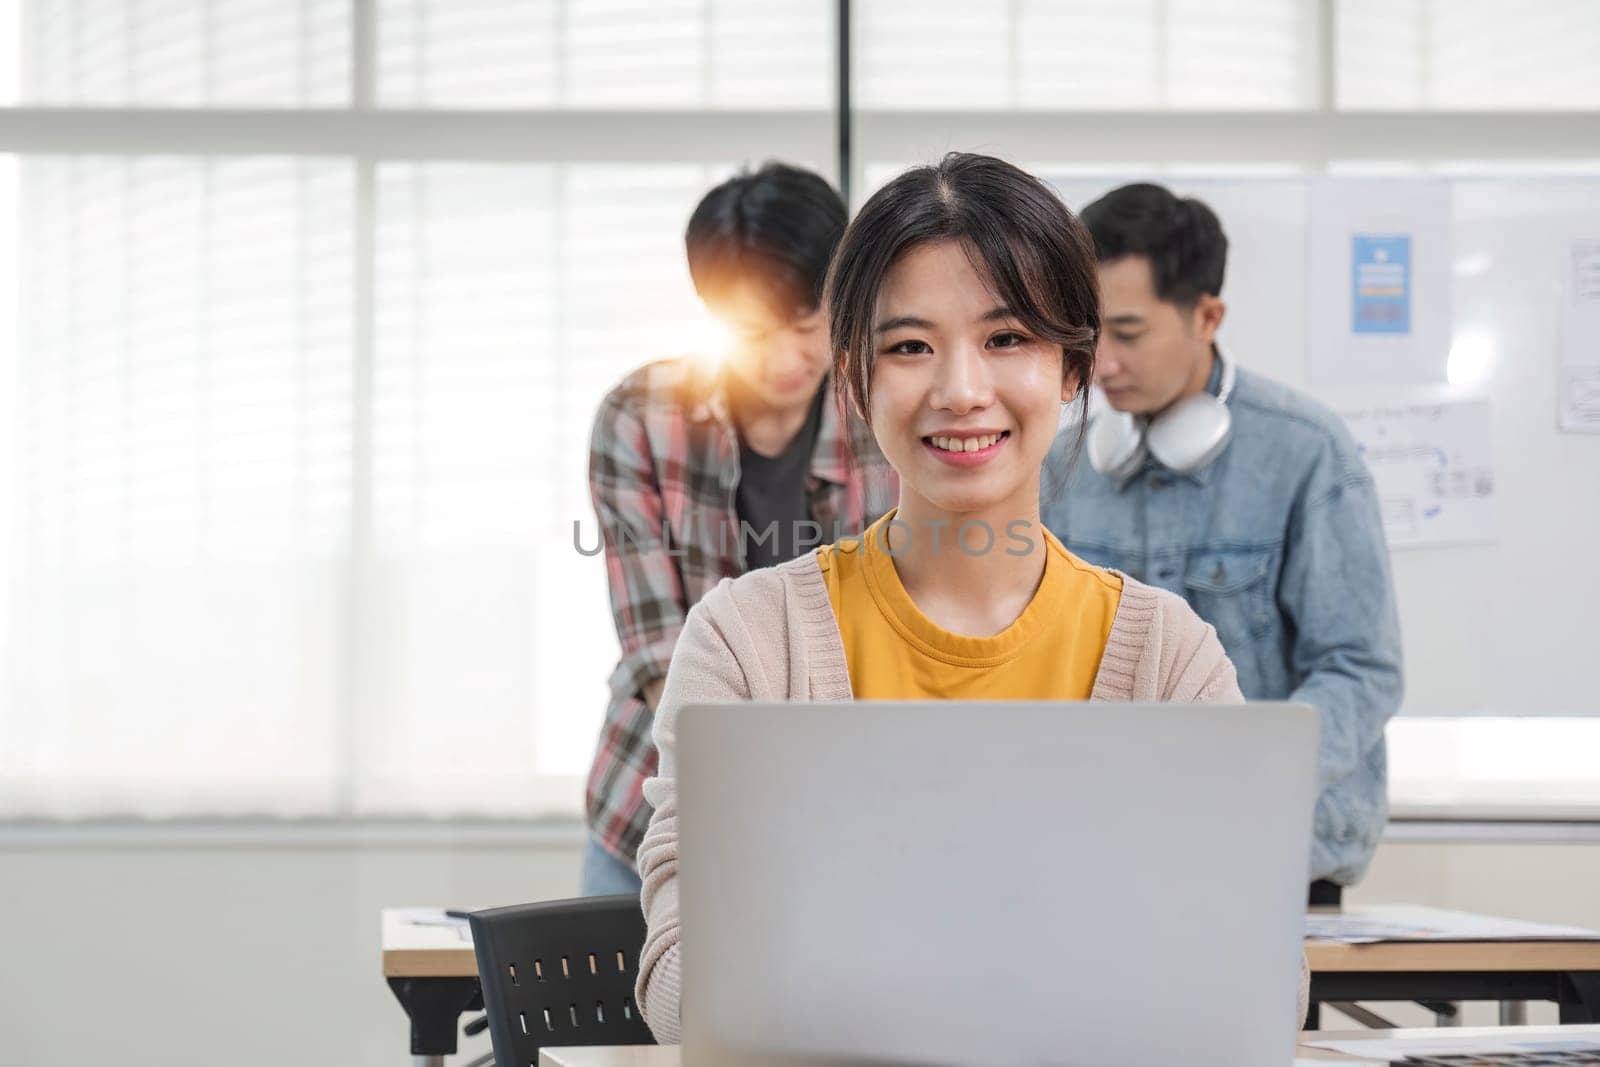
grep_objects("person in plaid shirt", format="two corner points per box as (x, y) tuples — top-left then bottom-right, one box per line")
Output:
(582, 162), (897, 894)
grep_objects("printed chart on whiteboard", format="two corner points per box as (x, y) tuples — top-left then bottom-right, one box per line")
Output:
(1562, 238), (1600, 433)
(1307, 178), (1451, 387)
(1337, 398), (1496, 549)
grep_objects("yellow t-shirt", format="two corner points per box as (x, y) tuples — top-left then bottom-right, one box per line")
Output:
(817, 513), (1124, 700)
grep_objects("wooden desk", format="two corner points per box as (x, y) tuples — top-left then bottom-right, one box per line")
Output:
(1303, 907), (1600, 1029)
(382, 909), (483, 1067)
(534, 1025), (1600, 1065)
(539, 1050), (677, 1067)
(382, 908), (478, 978)
(380, 906), (1600, 1065)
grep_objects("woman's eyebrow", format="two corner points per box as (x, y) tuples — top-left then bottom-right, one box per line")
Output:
(875, 314), (935, 333)
(876, 307), (1016, 333)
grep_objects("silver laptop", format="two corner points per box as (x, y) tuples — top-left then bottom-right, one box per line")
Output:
(675, 701), (1318, 1067)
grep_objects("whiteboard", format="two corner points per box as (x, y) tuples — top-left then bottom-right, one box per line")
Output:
(1044, 175), (1600, 718)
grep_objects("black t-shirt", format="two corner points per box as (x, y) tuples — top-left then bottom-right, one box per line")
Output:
(735, 385), (827, 571)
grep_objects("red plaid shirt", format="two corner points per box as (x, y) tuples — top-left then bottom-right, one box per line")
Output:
(585, 355), (897, 865)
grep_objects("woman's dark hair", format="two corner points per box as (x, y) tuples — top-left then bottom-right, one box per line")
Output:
(825, 153), (1100, 441)
(685, 161), (848, 320)
(1079, 182), (1227, 308)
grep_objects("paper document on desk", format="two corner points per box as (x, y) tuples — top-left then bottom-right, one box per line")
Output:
(1307, 906), (1600, 944)
(394, 906), (472, 937)
(1306, 1033), (1600, 1058)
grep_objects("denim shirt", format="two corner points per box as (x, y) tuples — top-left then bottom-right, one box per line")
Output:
(1043, 360), (1404, 885)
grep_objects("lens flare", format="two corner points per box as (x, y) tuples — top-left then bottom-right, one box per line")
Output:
(1447, 333), (1494, 389)
(683, 307), (737, 373)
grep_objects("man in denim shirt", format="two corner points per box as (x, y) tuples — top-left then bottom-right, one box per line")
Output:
(1043, 184), (1403, 897)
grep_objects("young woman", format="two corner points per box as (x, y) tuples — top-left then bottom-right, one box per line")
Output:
(632, 153), (1305, 1040)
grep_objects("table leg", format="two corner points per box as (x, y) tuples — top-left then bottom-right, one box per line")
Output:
(387, 976), (482, 1063)
(1559, 972), (1600, 1024)
(1325, 1002), (1399, 1030)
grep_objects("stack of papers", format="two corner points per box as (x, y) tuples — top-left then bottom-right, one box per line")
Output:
(398, 906), (470, 928)
(1305, 1033), (1600, 1059)
(393, 906), (473, 942)
(1307, 906), (1600, 944)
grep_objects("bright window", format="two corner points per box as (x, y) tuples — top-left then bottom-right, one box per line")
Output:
(2, 2), (1597, 822)
(856, 0), (1315, 110)
(0, 1), (830, 819)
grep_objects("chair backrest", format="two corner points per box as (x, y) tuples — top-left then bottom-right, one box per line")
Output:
(469, 895), (656, 1067)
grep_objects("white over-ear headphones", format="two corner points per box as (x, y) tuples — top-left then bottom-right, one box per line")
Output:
(1086, 346), (1236, 479)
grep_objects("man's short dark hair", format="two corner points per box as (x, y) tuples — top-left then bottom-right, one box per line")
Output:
(1079, 182), (1227, 307)
(685, 162), (847, 320)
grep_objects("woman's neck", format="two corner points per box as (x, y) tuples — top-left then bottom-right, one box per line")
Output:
(885, 490), (1049, 638)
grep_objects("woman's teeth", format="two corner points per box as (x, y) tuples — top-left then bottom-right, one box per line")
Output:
(929, 432), (1005, 453)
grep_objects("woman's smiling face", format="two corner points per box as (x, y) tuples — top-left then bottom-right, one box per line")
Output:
(868, 239), (1079, 522)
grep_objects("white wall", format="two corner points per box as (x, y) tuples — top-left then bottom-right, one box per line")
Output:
(4, 825), (1600, 1065)
(0, 823), (583, 1067)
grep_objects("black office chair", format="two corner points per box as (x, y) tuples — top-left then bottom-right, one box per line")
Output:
(469, 895), (657, 1066)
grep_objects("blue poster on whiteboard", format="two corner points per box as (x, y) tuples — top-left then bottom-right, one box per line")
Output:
(1351, 234), (1412, 334)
